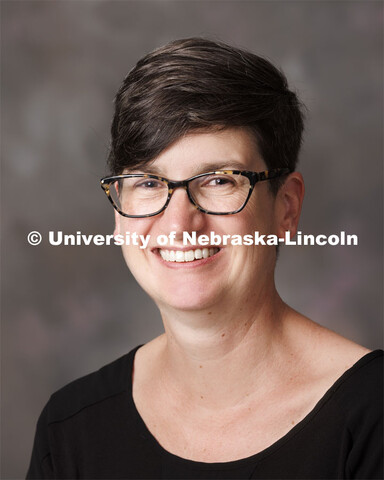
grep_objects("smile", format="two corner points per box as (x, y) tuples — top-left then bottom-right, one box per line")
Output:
(159, 248), (220, 263)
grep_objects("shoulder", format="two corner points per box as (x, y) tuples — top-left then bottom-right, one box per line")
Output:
(45, 346), (140, 424)
(333, 350), (384, 478)
(287, 311), (382, 413)
(312, 325), (380, 394)
(290, 311), (376, 378)
(332, 349), (383, 415)
(310, 346), (383, 436)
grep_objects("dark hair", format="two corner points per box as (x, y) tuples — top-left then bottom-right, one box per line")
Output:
(108, 37), (305, 193)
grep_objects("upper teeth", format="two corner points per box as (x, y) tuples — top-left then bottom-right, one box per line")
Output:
(159, 248), (219, 262)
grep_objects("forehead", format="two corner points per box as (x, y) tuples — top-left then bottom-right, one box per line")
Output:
(133, 128), (266, 176)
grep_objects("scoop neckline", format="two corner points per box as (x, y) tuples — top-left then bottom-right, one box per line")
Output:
(126, 346), (382, 471)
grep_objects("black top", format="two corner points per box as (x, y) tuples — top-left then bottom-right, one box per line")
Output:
(27, 347), (383, 480)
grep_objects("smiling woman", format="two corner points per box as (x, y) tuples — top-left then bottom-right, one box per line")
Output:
(27, 38), (383, 480)
(112, 128), (292, 313)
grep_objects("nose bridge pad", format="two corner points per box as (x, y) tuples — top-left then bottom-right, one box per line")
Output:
(168, 184), (198, 210)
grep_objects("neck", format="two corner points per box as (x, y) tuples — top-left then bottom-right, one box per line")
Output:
(156, 285), (290, 410)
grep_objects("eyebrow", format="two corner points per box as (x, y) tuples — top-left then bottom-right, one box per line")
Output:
(127, 161), (251, 176)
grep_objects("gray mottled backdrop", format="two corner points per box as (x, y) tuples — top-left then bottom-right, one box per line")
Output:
(1, 1), (383, 478)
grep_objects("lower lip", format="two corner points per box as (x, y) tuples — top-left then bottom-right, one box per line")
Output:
(153, 248), (223, 269)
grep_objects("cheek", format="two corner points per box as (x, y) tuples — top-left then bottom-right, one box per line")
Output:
(240, 189), (277, 235)
(121, 244), (139, 266)
(222, 210), (271, 238)
(116, 216), (153, 235)
(116, 217), (155, 272)
(120, 245), (154, 294)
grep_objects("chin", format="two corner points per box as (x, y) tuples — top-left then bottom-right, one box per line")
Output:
(150, 280), (224, 312)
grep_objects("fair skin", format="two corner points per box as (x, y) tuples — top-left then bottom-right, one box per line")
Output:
(114, 128), (369, 462)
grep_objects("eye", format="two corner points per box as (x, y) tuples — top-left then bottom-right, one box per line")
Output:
(202, 175), (237, 187)
(134, 179), (165, 189)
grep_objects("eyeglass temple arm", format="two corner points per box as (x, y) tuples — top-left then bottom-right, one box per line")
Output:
(255, 168), (291, 182)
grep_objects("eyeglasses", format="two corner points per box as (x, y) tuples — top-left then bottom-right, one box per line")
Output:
(100, 168), (290, 218)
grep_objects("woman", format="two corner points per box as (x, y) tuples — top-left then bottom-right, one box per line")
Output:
(27, 38), (383, 479)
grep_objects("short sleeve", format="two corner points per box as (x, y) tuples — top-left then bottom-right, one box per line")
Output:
(26, 401), (54, 480)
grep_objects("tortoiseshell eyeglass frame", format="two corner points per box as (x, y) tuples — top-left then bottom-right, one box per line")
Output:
(100, 168), (291, 218)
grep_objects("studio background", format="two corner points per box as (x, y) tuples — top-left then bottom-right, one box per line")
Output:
(1, 1), (382, 478)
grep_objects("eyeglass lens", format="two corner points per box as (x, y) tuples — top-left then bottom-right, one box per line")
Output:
(108, 173), (251, 216)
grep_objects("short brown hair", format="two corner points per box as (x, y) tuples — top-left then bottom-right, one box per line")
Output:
(108, 38), (305, 192)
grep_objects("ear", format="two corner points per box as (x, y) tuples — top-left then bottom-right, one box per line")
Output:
(274, 172), (305, 239)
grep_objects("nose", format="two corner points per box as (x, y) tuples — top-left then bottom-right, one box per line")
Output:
(159, 187), (205, 237)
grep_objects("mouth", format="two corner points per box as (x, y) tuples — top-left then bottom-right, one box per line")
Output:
(158, 247), (220, 263)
